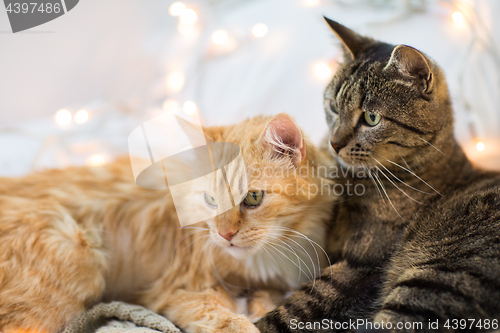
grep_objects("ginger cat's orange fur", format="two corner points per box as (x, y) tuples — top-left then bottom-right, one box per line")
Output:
(0, 114), (335, 333)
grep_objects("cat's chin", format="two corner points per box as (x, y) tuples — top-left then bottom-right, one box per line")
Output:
(223, 245), (256, 259)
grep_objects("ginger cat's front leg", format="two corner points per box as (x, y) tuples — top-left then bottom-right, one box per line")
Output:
(247, 290), (283, 323)
(153, 286), (259, 333)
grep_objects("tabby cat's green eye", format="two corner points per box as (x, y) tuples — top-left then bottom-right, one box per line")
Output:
(364, 112), (382, 126)
(244, 191), (264, 208)
(324, 98), (339, 114)
(204, 193), (218, 208)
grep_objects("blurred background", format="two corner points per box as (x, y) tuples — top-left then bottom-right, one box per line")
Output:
(0, 0), (499, 176)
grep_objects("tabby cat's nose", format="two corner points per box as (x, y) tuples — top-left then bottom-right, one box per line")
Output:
(330, 142), (344, 154)
(219, 230), (236, 241)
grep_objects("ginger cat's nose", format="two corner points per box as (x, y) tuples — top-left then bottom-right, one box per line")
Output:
(219, 229), (237, 241)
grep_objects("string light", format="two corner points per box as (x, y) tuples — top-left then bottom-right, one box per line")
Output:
(163, 99), (179, 113)
(177, 23), (196, 35)
(166, 71), (185, 92)
(74, 109), (89, 124)
(33, 1), (500, 172)
(314, 62), (332, 80)
(180, 8), (197, 24)
(252, 23), (268, 38)
(55, 109), (72, 126)
(303, 0), (320, 6)
(88, 154), (106, 167)
(169, 2), (186, 16)
(183, 101), (197, 115)
(452, 11), (464, 24)
(212, 30), (229, 45)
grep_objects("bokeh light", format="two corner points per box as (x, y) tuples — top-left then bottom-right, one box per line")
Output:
(314, 62), (332, 80)
(252, 23), (268, 38)
(180, 8), (197, 24)
(183, 100), (197, 115)
(74, 109), (89, 124)
(212, 30), (229, 45)
(55, 109), (72, 126)
(88, 154), (106, 167)
(169, 2), (186, 16)
(166, 71), (185, 92)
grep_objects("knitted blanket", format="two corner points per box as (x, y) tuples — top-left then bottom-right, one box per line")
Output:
(62, 302), (181, 333)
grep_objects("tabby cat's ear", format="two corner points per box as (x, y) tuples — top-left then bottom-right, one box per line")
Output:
(260, 113), (306, 165)
(385, 45), (434, 95)
(324, 16), (371, 60)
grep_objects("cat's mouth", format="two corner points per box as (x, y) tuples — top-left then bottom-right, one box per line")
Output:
(331, 146), (365, 168)
(336, 155), (371, 178)
(209, 229), (260, 258)
(337, 154), (364, 168)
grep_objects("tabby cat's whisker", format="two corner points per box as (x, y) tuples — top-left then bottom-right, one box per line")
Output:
(372, 160), (424, 205)
(372, 169), (388, 201)
(399, 154), (412, 171)
(362, 162), (385, 202)
(372, 157), (431, 195)
(419, 137), (447, 156)
(376, 155), (442, 196)
(372, 166), (403, 219)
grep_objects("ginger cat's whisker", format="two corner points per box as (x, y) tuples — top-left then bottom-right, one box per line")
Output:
(264, 241), (315, 286)
(272, 226), (333, 282)
(264, 234), (313, 282)
(266, 232), (319, 282)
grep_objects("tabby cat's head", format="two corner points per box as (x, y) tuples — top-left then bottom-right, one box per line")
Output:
(199, 114), (333, 260)
(323, 18), (454, 173)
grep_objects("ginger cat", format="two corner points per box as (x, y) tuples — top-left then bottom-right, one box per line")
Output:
(0, 114), (335, 333)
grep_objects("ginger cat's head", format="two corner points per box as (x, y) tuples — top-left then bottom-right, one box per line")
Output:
(195, 114), (335, 262)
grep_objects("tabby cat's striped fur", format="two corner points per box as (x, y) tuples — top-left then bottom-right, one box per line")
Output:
(257, 18), (500, 332)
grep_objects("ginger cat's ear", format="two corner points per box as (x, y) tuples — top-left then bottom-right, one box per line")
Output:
(203, 127), (215, 143)
(260, 113), (306, 165)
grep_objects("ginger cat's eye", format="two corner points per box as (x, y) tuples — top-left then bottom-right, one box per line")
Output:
(324, 98), (339, 114)
(364, 112), (381, 126)
(244, 191), (264, 207)
(204, 193), (218, 208)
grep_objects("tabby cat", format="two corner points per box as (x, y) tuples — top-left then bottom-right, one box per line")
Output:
(0, 114), (335, 333)
(256, 18), (500, 332)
